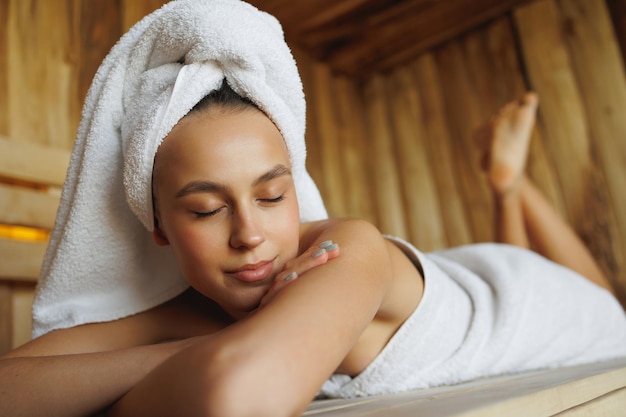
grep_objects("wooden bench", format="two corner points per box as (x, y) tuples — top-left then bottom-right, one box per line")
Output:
(306, 357), (626, 416)
(0, 136), (70, 353)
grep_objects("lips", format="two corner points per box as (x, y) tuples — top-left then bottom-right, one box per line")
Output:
(227, 259), (275, 283)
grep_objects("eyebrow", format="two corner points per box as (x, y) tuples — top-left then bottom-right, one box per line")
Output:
(175, 164), (292, 198)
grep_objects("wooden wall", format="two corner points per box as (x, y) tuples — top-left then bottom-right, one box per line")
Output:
(299, 0), (626, 307)
(0, 0), (625, 351)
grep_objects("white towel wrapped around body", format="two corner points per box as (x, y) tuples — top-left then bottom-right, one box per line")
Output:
(319, 238), (626, 398)
(32, 0), (327, 338)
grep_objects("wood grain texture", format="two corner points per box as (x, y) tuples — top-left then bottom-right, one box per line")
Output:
(0, 184), (59, 229)
(11, 283), (35, 348)
(305, 358), (626, 416)
(386, 66), (446, 250)
(0, 239), (47, 282)
(0, 0), (8, 135)
(515, 0), (626, 303)
(0, 284), (12, 353)
(363, 76), (408, 238)
(0, 136), (70, 186)
(558, 0), (626, 300)
(248, 0), (534, 77)
(7, 0), (79, 148)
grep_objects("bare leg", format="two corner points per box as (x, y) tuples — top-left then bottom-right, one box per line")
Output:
(476, 92), (614, 293)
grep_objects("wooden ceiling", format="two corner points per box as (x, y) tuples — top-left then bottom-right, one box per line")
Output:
(247, 0), (532, 78)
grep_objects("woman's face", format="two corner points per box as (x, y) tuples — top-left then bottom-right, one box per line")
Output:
(153, 107), (301, 319)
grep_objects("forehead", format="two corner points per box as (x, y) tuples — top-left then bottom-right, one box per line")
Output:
(154, 107), (290, 182)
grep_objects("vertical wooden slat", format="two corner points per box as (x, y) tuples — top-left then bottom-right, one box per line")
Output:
(411, 54), (472, 248)
(605, 0), (626, 69)
(515, 0), (622, 298)
(484, 18), (567, 218)
(435, 41), (493, 243)
(0, 284), (11, 354)
(11, 284), (35, 348)
(334, 77), (378, 224)
(557, 0), (626, 299)
(514, 0), (592, 218)
(0, 0), (8, 135)
(7, 0), (77, 149)
(362, 76), (408, 238)
(310, 63), (349, 217)
(78, 0), (122, 108)
(386, 66), (446, 251)
(294, 47), (327, 208)
(121, 0), (168, 32)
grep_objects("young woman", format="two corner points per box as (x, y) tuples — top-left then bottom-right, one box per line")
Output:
(3, 78), (622, 417)
(1, 1), (624, 415)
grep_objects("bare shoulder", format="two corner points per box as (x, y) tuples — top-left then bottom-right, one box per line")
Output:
(2, 289), (231, 359)
(299, 218), (382, 251)
(338, 237), (424, 374)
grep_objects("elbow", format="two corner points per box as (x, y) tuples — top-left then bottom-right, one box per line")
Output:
(196, 344), (303, 417)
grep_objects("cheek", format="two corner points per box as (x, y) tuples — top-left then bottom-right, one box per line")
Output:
(274, 199), (301, 247)
(167, 223), (223, 269)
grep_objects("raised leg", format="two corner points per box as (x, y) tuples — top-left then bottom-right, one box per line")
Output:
(475, 92), (613, 293)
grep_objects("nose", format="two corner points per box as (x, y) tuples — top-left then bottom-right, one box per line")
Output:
(229, 207), (265, 249)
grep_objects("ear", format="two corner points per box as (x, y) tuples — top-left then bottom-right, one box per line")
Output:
(152, 225), (170, 246)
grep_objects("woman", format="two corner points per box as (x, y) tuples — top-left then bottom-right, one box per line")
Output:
(1, 1), (624, 416)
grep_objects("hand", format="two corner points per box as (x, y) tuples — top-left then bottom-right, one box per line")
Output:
(258, 240), (340, 308)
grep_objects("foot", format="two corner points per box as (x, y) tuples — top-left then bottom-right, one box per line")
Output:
(475, 92), (539, 196)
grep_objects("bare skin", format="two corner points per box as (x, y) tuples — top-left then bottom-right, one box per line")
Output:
(0, 108), (423, 417)
(1, 93), (615, 417)
(476, 92), (614, 293)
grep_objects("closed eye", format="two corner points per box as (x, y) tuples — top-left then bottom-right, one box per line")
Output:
(260, 195), (285, 204)
(194, 207), (224, 218)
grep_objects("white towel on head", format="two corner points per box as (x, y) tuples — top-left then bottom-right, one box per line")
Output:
(32, 0), (327, 338)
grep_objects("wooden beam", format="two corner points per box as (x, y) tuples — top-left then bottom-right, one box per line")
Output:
(0, 184), (60, 229)
(0, 136), (70, 187)
(0, 238), (47, 283)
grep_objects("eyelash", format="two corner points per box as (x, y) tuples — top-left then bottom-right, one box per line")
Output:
(261, 195), (285, 204)
(194, 208), (222, 218)
(193, 195), (285, 218)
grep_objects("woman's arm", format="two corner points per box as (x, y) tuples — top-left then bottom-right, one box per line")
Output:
(108, 218), (392, 417)
(0, 242), (338, 417)
(0, 308), (199, 417)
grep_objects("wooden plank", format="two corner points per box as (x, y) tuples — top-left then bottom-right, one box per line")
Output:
(605, 0), (626, 68)
(0, 238), (47, 282)
(483, 17), (567, 218)
(310, 62), (348, 217)
(386, 65), (446, 251)
(251, 0), (535, 77)
(334, 77), (378, 225)
(0, 284), (12, 354)
(305, 359), (626, 416)
(555, 387), (626, 416)
(0, 184), (59, 229)
(411, 54), (472, 248)
(7, 0), (78, 148)
(78, 0), (123, 106)
(0, 0), (8, 135)
(514, 0), (623, 303)
(434, 41), (493, 243)
(11, 284), (35, 348)
(0, 136), (70, 187)
(362, 76), (407, 238)
(292, 47), (327, 205)
(120, 0), (166, 32)
(557, 0), (626, 301)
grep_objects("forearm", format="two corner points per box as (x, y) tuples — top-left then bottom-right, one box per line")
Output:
(111, 219), (390, 417)
(0, 341), (185, 417)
